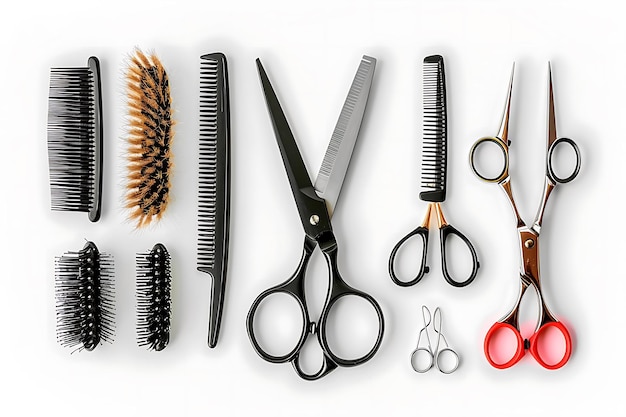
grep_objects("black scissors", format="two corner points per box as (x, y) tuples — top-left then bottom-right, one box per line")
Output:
(469, 63), (580, 369)
(246, 56), (385, 380)
(389, 55), (480, 288)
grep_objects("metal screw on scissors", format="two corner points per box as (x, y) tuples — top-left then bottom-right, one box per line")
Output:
(410, 306), (459, 374)
(469, 63), (581, 370)
(389, 55), (480, 288)
(246, 56), (385, 381)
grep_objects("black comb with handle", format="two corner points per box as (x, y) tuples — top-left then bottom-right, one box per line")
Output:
(197, 53), (231, 348)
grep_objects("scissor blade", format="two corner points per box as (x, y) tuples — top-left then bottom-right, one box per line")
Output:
(497, 63), (515, 144)
(314, 55), (376, 217)
(257, 58), (316, 199)
(547, 62), (558, 148)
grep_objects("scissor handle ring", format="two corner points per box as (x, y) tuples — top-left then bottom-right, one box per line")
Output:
(469, 136), (509, 183)
(389, 226), (430, 287)
(484, 321), (525, 369)
(436, 347), (460, 374)
(528, 320), (572, 370)
(547, 137), (581, 184)
(246, 286), (309, 364)
(318, 288), (385, 368)
(410, 347), (434, 373)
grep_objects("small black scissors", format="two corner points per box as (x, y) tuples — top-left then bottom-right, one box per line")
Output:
(247, 56), (384, 380)
(469, 63), (580, 369)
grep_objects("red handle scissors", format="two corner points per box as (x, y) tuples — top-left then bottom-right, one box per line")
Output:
(469, 63), (580, 369)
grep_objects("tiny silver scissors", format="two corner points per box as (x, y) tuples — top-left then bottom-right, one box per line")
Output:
(469, 63), (580, 369)
(410, 306), (459, 374)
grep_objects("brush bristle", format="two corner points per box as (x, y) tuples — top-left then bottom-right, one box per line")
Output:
(125, 49), (174, 228)
(136, 243), (171, 351)
(47, 62), (100, 218)
(55, 241), (114, 351)
(420, 55), (447, 202)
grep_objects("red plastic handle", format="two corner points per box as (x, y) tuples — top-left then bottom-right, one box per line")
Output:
(528, 321), (572, 370)
(484, 322), (525, 369)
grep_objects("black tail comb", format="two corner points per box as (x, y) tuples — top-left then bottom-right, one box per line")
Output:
(197, 53), (231, 348)
(137, 243), (172, 351)
(47, 56), (103, 222)
(55, 241), (114, 351)
(419, 55), (447, 203)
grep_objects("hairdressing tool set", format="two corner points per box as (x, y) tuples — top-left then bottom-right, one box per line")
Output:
(389, 55), (480, 288)
(246, 56), (384, 380)
(410, 306), (459, 374)
(469, 63), (580, 369)
(46, 50), (581, 375)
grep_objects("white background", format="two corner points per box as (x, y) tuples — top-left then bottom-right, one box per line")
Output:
(1, 0), (623, 415)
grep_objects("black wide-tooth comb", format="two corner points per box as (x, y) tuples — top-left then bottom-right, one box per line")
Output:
(197, 53), (230, 348)
(420, 55), (447, 202)
(136, 243), (172, 351)
(47, 56), (103, 222)
(55, 241), (114, 351)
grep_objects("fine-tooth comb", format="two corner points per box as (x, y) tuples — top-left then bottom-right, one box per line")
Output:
(420, 55), (447, 203)
(47, 56), (103, 222)
(55, 241), (114, 351)
(197, 53), (230, 348)
(137, 243), (172, 351)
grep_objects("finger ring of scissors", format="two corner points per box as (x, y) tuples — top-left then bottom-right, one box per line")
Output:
(410, 306), (459, 374)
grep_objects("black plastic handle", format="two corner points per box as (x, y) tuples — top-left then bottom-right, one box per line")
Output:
(246, 237), (315, 364)
(439, 224), (480, 287)
(318, 239), (385, 367)
(389, 226), (430, 287)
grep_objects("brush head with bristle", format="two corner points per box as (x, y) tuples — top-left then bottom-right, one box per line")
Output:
(47, 56), (103, 222)
(419, 54), (447, 203)
(136, 243), (172, 351)
(55, 241), (114, 351)
(125, 49), (174, 228)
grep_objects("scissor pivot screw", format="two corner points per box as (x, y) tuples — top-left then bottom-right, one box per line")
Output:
(524, 239), (535, 248)
(310, 215), (320, 225)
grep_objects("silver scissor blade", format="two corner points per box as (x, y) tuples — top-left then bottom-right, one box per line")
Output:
(314, 55), (376, 217)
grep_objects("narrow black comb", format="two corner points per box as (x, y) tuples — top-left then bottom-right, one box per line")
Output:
(47, 56), (103, 222)
(137, 243), (172, 351)
(197, 53), (230, 348)
(55, 241), (114, 351)
(419, 55), (447, 202)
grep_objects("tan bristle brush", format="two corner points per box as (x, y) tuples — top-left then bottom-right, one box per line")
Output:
(125, 49), (175, 228)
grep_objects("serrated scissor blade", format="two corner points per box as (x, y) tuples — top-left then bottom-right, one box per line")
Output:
(314, 55), (376, 217)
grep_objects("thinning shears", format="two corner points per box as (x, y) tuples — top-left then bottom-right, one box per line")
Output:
(469, 63), (580, 369)
(246, 56), (384, 380)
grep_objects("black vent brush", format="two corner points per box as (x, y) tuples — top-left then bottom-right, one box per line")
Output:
(55, 241), (114, 351)
(137, 243), (172, 351)
(47, 56), (103, 222)
(197, 53), (230, 348)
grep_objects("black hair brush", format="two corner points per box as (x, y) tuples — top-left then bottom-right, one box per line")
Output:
(47, 56), (103, 222)
(55, 241), (114, 351)
(136, 243), (172, 351)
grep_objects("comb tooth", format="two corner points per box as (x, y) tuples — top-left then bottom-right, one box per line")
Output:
(419, 55), (447, 202)
(197, 54), (229, 272)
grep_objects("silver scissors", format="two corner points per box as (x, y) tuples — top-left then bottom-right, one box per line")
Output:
(246, 56), (384, 380)
(410, 306), (459, 374)
(469, 63), (580, 369)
